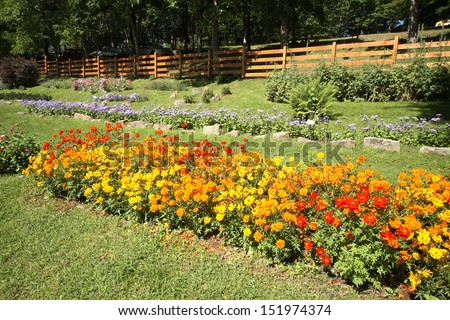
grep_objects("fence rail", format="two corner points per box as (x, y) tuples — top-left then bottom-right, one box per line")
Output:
(36, 36), (450, 79)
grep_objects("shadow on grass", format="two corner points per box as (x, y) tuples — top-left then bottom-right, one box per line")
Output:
(396, 100), (450, 120)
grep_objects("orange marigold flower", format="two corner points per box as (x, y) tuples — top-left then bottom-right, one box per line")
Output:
(309, 222), (318, 231)
(396, 226), (411, 239)
(42, 142), (50, 151)
(332, 217), (341, 227)
(316, 247), (325, 257)
(357, 155), (368, 165)
(324, 211), (334, 224)
(380, 231), (399, 249)
(176, 207), (185, 217)
(296, 215), (308, 228)
(363, 213), (377, 226)
(304, 240), (313, 251)
(275, 239), (286, 249)
(270, 222), (284, 232)
(322, 255), (331, 266)
(253, 231), (264, 243)
(156, 129), (163, 135)
(373, 196), (387, 209)
(389, 218), (402, 229)
(346, 231), (355, 240)
(135, 133), (140, 138)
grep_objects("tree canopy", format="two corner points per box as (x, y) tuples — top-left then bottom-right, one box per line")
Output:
(0, 0), (449, 57)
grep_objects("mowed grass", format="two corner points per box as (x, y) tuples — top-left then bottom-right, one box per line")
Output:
(0, 175), (373, 299)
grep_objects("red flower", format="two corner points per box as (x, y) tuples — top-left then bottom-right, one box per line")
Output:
(324, 211), (334, 224)
(155, 129), (163, 135)
(322, 255), (331, 266)
(76, 129), (81, 134)
(295, 201), (306, 212)
(296, 215), (308, 228)
(59, 130), (64, 135)
(181, 122), (188, 128)
(357, 191), (369, 204)
(380, 231), (399, 249)
(396, 226), (411, 239)
(68, 129), (73, 134)
(243, 138), (249, 143)
(42, 142), (50, 151)
(373, 196), (387, 209)
(363, 213), (377, 226)
(316, 247), (325, 258)
(304, 240), (313, 251)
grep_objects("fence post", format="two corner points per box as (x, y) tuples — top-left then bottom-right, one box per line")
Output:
(82, 57), (85, 78)
(133, 55), (138, 78)
(114, 56), (118, 77)
(392, 36), (399, 64)
(241, 47), (247, 78)
(153, 52), (158, 79)
(56, 59), (60, 77)
(208, 49), (213, 77)
(69, 59), (72, 77)
(44, 56), (48, 75)
(282, 45), (287, 69)
(178, 52), (183, 78)
(97, 56), (101, 77)
(331, 42), (337, 64)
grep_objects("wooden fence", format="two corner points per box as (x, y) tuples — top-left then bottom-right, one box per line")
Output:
(36, 36), (450, 79)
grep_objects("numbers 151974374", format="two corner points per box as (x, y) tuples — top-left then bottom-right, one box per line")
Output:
(260, 304), (331, 316)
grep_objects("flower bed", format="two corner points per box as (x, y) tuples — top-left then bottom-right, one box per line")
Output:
(72, 77), (133, 93)
(22, 100), (450, 147)
(24, 124), (450, 298)
(91, 93), (147, 103)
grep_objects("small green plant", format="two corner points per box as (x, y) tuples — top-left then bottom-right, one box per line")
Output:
(289, 78), (337, 120)
(0, 123), (40, 174)
(221, 86), (232, 95)
(183, 95), (195, 104)
(201, 88), (214, 103)
(145, 79), (187, 91)
(40, 77), (73, 89)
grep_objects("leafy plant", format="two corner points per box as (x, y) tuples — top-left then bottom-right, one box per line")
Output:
(201, 88), (214, 103)
(289, 77), (337, 120)
(0, 123), (40, 174)
(0, 92), (52, 101)
(221, 86), (232, 95)
(183, 95), (195, 104)
(265, 68), (303, 103)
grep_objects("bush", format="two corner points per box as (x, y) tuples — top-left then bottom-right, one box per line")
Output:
(265, 68), (303, 103)
(314, 64), (353, 102)
(72, 77), (133, 93)
(183, 95), (195, 104)
(201, 88), (214, 103)
(40, 77), (73, 89)
(221, 86), (232, 95)
(145, 79), (187, 91)
(0, 57), (39, 88)
(0, 124), (40, 174)
(289, 77), (337, 120)
(0, 92), (52, 101)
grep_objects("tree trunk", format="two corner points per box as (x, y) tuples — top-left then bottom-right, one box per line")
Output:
(211, 0), (220, 52)
(280, 0), (291, 48)
(242, 0), (251, 50)
(81, 35), (88, 59)
(128, 9), (139, 55)
(408, 0), (418, 43)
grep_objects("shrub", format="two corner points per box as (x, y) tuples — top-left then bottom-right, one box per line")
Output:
(72, 77), (133, 93)
(314, 64), (353, 102)
(40, 77), (73, 89)
(201, 88), (214, 103)
(0, 57), (39, 88)
(221, 86), (232, 95)
(347, 65), (394, 102)
(145, 79), (187, 91)
(289, 77), (337, 120)
(0, 124), (40, 174)
(265, 68), (303, 103)
(183, 95), (195, 104)
(0, 92), (52, 101)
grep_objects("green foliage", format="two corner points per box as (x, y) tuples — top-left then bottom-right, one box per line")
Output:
(289, 77), (337, 120)
(145, 79), (188, 92)
(183, 94), (195, 104)
(221, 86), (232, 95)
(40, 77), (73, 89)
(0, 92), (52, 101)
(265, 68), (303, 103)
(0, 124), (40, 174)
(0, 57), (39, 88)
(314, 64), (353, 102)
(201, 88), (214, 103)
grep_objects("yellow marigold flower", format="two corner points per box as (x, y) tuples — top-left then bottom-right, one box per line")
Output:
(192, 207), (199, 213)
(214, 204), (226, 214)
(228, 203), (236, 212)
(37, 181), (43, 187)
(254, 230), (264, 243)
(270, 222), (284, 232)
(412, 252), (420, 260)
(84, 188), (93, 197)
(429, 247), (447, 260)
(176, 207), (185, 217)
(432, 234), (443, 244)
(438, 210), (450, 223)
(242, 215), (250, 223)
(161, 170), (168, 178)
(128, 196), (142, 205)
(273, 157), (283, 166)
(243, 228), (252, 237)
(244, 195), (255, 207)
(300, 187), (308, 196)
(92, 183), (101, 191)
(418, 270), (433, 278)
(417, 229), (431, 245)
(255, 218), (266, 226)
(204, 216), (211, 224)
(216, 213), (225, 222)
(317, 152), (325, 160)
(408, 272), (421, 292)
(95, 197), (103, 204)
(275, 239), (286, 249)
